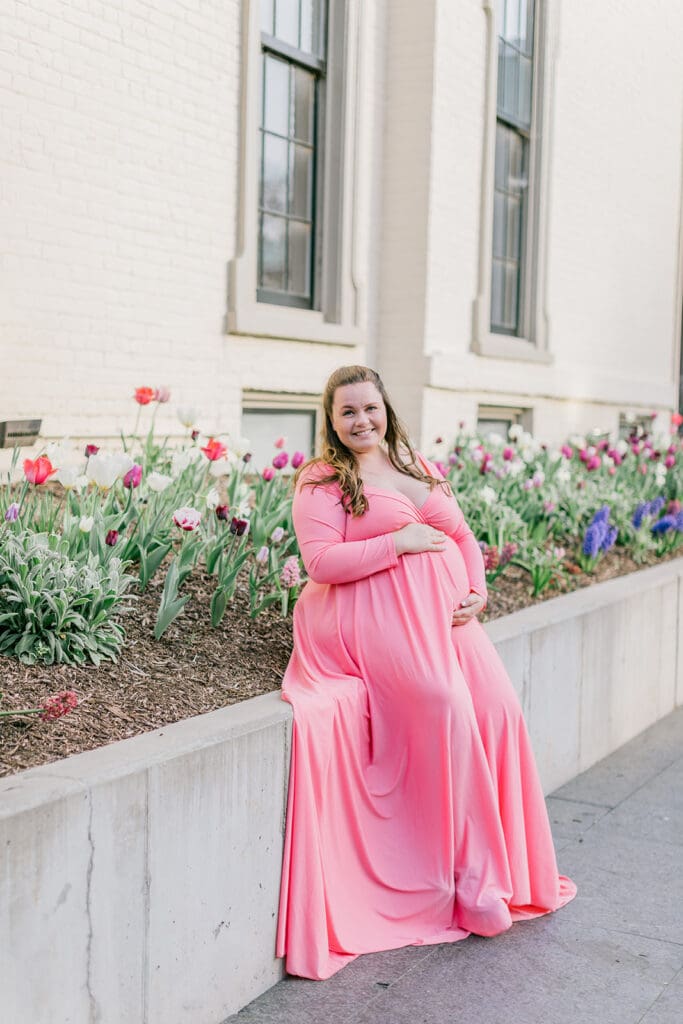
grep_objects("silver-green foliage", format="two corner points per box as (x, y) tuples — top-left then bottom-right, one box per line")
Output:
(0, 531), (134, 666)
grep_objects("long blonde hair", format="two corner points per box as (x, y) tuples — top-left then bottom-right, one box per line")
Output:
(295, 365), (446, 516)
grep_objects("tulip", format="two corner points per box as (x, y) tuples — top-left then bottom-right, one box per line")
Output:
(274, 436), (286, 449)
(215, 505), (231, 521)
(172, 506), (202, 531)
(502, 446), (515, 461)
(5, 502), (20, 522)
(229, 517), (250, 537)
(586, 455), (601, 471)
(205, 487), (219, 510)
(23, 456), (56, 485)
(134, 386), (156, 405)
(256, 546), (269, 564)
(84, 444), (100, 457)
(291, 451), (305, 469)
(177, 406), (198, 429)
(271, 526), (285, 544)
(154, 386), (171, 403)
(147, 471), (173, 492)
(262, 467), (275, 481)
(272, 452), (289, 470)
(560, 445), (573, 459)
(665, 454), (676, 468)
(79, 516), (94, 533)
(87, 453), (132, 490)
(201, 437), (228, 462)
(123, 463), (143, 489)
(242, 452), (252, 463)
(105, 529), (119, 546)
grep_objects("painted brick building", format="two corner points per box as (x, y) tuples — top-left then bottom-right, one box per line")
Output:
(1, 0), (682, 467)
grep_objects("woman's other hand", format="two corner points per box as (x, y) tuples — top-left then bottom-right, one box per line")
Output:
(451, 591), (485, 626)
(393, 523), (447, 556)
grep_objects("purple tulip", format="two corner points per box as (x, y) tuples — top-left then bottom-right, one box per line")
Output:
(123, 463), (142, 489)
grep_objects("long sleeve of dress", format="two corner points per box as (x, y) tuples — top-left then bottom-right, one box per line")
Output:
(417, 453), (488, 607)
(293, 470), (399, 585)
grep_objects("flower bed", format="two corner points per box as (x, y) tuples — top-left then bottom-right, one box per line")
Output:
(2, 389), (683, 776)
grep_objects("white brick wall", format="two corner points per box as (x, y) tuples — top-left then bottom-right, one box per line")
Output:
(1, 0), (682, 457)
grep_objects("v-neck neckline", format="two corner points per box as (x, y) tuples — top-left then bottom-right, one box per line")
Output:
(361, 482), (435, 514)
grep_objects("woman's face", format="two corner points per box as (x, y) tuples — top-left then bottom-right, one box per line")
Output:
(330, 381), (388, 456)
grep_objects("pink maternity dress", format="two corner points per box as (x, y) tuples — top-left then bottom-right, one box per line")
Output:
(275, 456), (577, 980)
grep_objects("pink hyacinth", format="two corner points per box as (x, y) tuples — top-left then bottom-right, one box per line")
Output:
(281, 555), (301, 588)
(40, 690), (78, 722)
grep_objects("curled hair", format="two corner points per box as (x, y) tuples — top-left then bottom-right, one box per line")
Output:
(294, 365), (448, 516)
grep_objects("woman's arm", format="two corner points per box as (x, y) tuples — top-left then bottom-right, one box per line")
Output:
(417, 453), (488, 607)
(293, 473), (399, 585)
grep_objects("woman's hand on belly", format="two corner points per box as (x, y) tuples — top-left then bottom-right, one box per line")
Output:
(451, 591), (485, 626)
(393, 523), (447, 556)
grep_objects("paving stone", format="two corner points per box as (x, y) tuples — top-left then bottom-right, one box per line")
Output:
(546, 795), (612, 840)
(638, 967), (683, 1023)
(551, 708), (683, 808)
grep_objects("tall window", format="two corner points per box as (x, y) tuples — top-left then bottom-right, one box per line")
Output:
(491, 0), (536, 335)
(258, 1), (327, 308)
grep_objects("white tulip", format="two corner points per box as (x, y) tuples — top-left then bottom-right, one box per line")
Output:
(86, 454), (121, 489)
(171, 447), (201, 478)
(481, 486), (497, 506)
(79, 515), (94, 533)
(177, 406), (199, 429)
(147, 471), (173, 493)
(54, 463), (85, 488)
(508, 424), (524, 442)
(205, 487), (220, 510)
(615, 439), (629, 456)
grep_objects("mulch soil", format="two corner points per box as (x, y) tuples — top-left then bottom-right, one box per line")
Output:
(1, 548), (680, 777)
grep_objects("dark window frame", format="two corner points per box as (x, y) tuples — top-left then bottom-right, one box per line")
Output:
(257, 4), (328, 310)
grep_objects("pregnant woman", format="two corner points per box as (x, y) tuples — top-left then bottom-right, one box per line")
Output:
(275, 365), (577, 980)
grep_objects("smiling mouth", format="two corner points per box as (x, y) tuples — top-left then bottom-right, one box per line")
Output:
(353, 428), (374, 437)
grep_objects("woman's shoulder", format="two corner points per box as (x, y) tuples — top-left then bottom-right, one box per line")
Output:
(295, 458), (340, 489)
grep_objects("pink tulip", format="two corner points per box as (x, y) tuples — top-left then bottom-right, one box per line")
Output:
(272, 451), (289, 470)
(274, 436), (286, 449)
(154, 386), (171, 403)
(608, 467), (616, 476)
(291, 451), (305, 469)
(172, 506), (201, 531)
(123, 463), (142, 489)
(665, 454), (676, 468)
(262, 467), (275, 481)
(560, 445), (573, 459)
(503, 446), (515, 461)
(586, 455), (601, 471)
(23, 457), (56, 485)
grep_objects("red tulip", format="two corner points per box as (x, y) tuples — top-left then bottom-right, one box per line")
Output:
(23, 457), (56, 485)
(134, 386), (155, 405)
(201, 437), (228, 462)
(84, 444), (99, 457)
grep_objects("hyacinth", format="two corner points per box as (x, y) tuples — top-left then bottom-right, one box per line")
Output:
(582, 507), (618, 559)
(500, 542), (518, 566)
(280, 555), (302, 588)
(478, 541), (499, 571)
(40, 690), (78, 722)
(651, 515), (678, 535)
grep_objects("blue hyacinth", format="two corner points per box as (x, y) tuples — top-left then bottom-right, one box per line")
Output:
(582, 523), (602, 558)
(652, 515), (676, 535)
(600, 525), (618, 552)
(632, 502), (648, 529)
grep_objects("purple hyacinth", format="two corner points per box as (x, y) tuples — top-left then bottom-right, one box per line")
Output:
(652, 515), (676, 535)
(632, 502), (648, 528)
(650, 496), (666, 516)
(582, 524), (602, 558)
(591, 505), (611, 525)
(600, 525), (618, 552)
(675, 510), (683, 532)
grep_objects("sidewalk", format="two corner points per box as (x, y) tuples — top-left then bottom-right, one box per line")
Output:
(225, 707), (683, 1024)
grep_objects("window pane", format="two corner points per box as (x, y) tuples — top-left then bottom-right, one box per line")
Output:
(503, 0), (520, 43)
(519, 55), (532, 125)
(519, 0), (534, 55)
(260, 214), (287, 290)
(260, 0), (274, 34)
(492, 192), (506, 260)
(491, 260), (505, 327)
(503, 263), (519, 328)
(508, 130), (524, 186)
(263, 55), (290, 135)
(262, 133), (289, 212)
(293, 67), (314, 143)
(290, 144), (313, 217)
(241, 408), (316, 471)
(300, 0), (325, 56)
(494, 122), (509, 189)
(288, 220), (312, 297)
(503, 45), (519, 121)
(274, 0), (300, 47)
(506, 196), (521, 260)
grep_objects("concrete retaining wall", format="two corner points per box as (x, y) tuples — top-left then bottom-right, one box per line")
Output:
(2, 558), (682, 1023)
